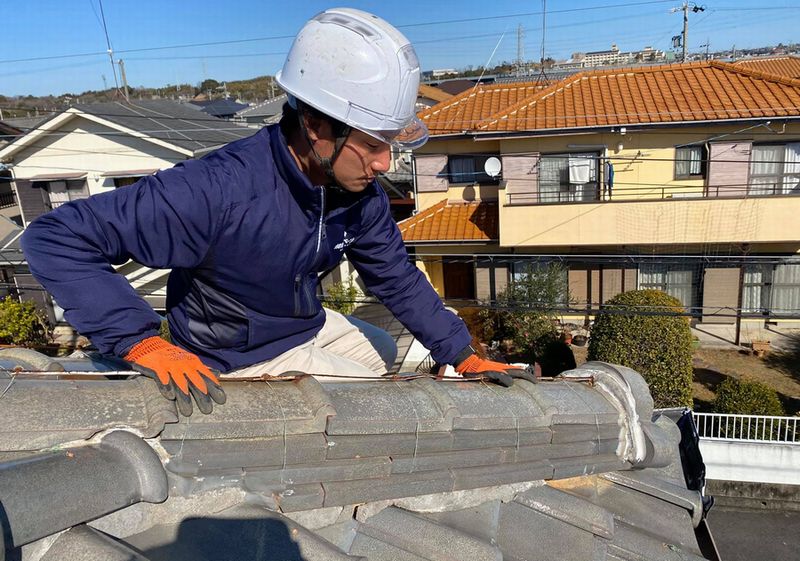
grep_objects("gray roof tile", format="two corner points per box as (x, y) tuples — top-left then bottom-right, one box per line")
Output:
(161, 434), (329, 475)
(159, 377), (334, 440)
(0, 354), (709, 561)
(356, 506), (502, 561)
(74, 100), (254, 155)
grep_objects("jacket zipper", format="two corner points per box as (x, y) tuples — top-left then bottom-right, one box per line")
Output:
(296, 187), (326, 317)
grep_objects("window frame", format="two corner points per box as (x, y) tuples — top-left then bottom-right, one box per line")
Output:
(748, 143), (800, 196)
(446, 154), (501, 185)
(537, 151), (600, 204)
(674, 145), (707, 180)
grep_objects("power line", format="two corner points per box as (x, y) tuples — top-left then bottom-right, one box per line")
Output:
(0, 1), (701, 66)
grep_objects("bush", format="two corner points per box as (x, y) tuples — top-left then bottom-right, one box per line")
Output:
(322, 278), (361, 316)
(713, 378), (785, 416)
(588, 289), (693, 408)
(0, 296), (50, 346)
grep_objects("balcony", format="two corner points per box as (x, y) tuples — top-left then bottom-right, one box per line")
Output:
(499, 186), (800, 247)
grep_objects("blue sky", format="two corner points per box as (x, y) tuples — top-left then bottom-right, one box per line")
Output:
(1, 0), (797, 97)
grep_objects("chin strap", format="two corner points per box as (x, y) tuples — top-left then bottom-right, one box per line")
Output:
(296, 101), (351, 187)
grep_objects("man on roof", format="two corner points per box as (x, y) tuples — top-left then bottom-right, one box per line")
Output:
(21, 8), (534, 416)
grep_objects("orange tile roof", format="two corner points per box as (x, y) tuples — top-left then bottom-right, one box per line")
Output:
(733, 56), (800, 79)
(417, 81), (551, 134)
(418, 84), (453, 103)
(418, 61), (800, 135)
(398, 200), (498, 243)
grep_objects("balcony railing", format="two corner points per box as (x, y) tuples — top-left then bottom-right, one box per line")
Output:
(507, 183), (800, 206)
(692, 412), (799, 444)
(0, 191), (16, 209)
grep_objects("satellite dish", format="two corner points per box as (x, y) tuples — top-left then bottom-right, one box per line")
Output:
(484, 157), (502, 178)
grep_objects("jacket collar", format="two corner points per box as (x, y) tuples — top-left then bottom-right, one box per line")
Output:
(268, 123), (379, 215)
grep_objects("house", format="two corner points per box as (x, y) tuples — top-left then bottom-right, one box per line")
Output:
(0, 100), (254, 322)
(403, 61), (800, 334)
(234, 94), (288, 125)
(189, 98), (251, 119)
(0, 350), (717, 560)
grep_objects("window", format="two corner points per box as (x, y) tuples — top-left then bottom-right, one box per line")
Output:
(538, 153), (599, 203)
(44, 180), (88, 210)
(744, 263), (800, 316)
(674, 146), (706, 179)
(638, 264), (698, 311)
(113, 176), (144, 188)
(749, 143), (800, 196)
(447, 154), (500, 184)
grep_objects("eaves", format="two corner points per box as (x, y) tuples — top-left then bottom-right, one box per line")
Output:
(464, 115), (800, 142)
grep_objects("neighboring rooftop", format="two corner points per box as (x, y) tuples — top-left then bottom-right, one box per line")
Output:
(190, 98), (250, 118)
(418, 60), (800, 135)
(235, 94), (287, 123)
(417, 81), (551, 134)
(398, 199), (498, 243)
(0, 351), (711, 561)
(732, 55), (800, 79)
(1, 100), (254, 158)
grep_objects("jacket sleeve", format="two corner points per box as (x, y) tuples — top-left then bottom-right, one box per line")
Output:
(21, 159), (229, 357)
(345, 191), (472, 365)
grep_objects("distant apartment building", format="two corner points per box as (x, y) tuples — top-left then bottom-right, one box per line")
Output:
(556, 45), (667, 69)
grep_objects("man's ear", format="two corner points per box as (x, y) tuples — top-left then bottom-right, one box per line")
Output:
(302, 110), (331, 143)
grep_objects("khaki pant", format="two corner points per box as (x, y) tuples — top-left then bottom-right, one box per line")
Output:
(222, 309), (397, 381)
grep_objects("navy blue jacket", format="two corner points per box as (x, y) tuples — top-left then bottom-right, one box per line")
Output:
(21, 125), (471, 372)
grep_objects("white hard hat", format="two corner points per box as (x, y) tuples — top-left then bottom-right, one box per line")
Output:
(276, 7), (428, 149)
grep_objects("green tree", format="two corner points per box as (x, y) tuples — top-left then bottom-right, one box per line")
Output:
(482, 263), (568, 362)
(0, 297), (50, 346)
(588, 289), (693, 408)
(322, 278), (362, 316)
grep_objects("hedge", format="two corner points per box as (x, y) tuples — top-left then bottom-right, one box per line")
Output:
(588, 289), (694, 408)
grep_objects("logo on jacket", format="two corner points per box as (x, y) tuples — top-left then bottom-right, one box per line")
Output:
(334, 231), (355, 251)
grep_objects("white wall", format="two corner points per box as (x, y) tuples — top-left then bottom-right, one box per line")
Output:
(11, 115), (186, 195)
(700, 440), (800, 485)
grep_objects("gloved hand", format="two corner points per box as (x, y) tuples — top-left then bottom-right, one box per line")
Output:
(124, 336), (226, 416)
(453, 346), (538, 388)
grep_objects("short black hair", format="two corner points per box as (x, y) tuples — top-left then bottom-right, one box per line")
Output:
(279, 101), (350, 139)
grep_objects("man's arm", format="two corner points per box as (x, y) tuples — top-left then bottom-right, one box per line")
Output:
(21, 158), (228, 357)
(344, 191), (471, 365)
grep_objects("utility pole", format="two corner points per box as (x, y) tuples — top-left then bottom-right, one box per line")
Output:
(516, 24), (525, 77)
(117, 59), (130, 102)
(672, 2), (705, 62)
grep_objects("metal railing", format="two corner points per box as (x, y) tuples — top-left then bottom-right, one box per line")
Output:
(0, 191), (16, 209)
(692, 411), (799, 444)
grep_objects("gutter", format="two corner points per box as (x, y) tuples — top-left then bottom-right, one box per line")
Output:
(436, 116), (800, 142)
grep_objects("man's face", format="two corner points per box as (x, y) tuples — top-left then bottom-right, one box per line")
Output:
(317, 126), (392, 192)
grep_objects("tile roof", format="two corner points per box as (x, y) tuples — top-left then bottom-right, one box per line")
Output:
(398, 200), (498, 242)
(74, 100), (254, 154)
(733, 55), (800, 79)
(235, 94), (288, 119)
(418, 61), (800, 135)
(418, 82), (551, 134)
(0, 352), (710, 561)
(418, 84), (453, 103)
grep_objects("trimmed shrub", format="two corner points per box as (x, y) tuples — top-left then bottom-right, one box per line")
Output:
(713, 378), (785, 416)
(588, 289), (693, 408)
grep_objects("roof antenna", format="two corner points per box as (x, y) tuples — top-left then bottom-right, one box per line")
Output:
(536, 0), (548, 84)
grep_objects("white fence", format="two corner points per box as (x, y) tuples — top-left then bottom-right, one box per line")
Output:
(692, 412), (798, 444)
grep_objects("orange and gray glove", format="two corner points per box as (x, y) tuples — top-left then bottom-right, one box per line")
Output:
(124, 336), (226, 416)
(453, 345), (537, 388)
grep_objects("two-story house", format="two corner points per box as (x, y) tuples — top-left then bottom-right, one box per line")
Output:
(401, 61), (800, 336)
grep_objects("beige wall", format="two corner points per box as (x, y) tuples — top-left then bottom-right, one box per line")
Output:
(500, 196), (800, 247)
